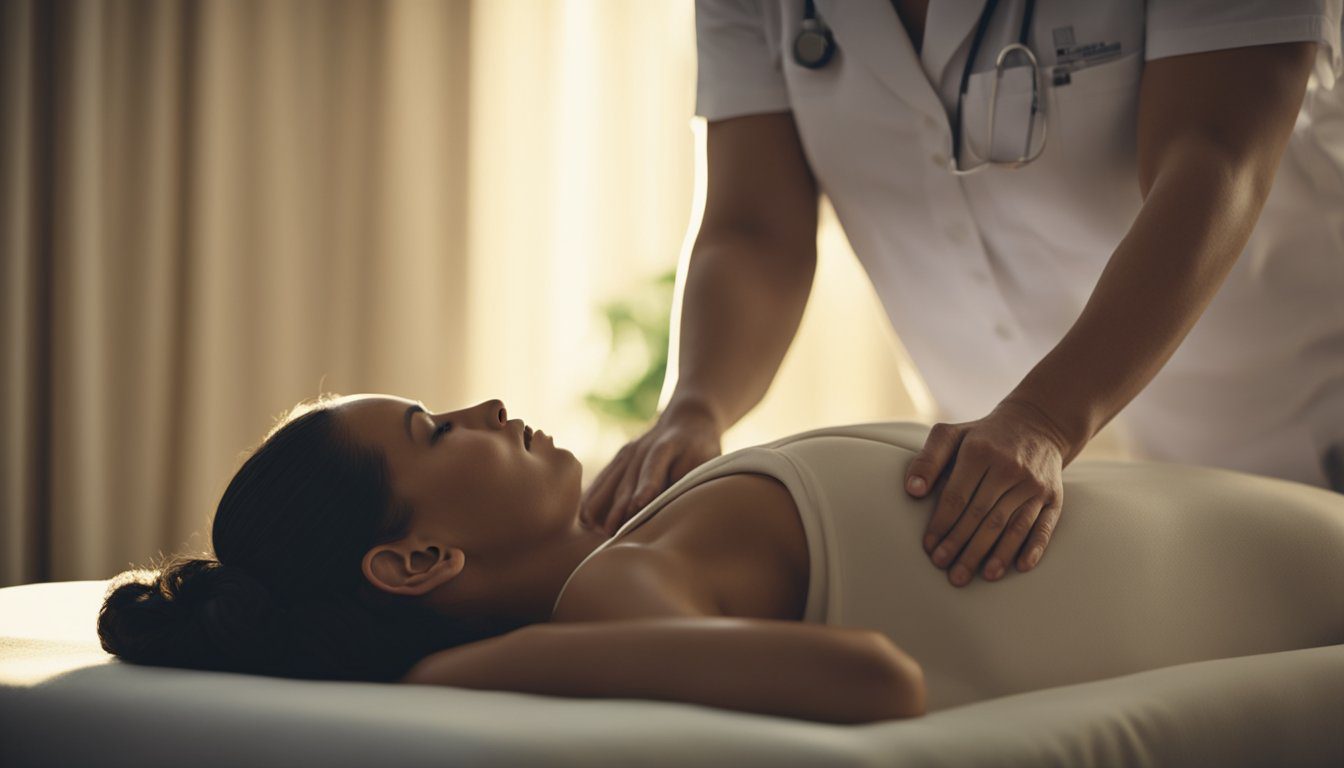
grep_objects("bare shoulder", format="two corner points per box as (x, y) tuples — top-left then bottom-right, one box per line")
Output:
(689, 472), (795, 512)
(551, 543), (721, 623)
(638, 472), (799, 547)
(553, 472), (803, 624)
(678, 472), (806, 577)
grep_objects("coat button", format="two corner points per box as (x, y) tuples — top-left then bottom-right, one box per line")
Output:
(931, 152), (949, 167)
(994, 322), (1014, 340)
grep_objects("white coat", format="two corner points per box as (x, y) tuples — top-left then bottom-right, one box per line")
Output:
(694, 0), (1344, 489)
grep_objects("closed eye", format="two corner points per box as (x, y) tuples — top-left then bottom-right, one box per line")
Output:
(432, 420), (452, 444)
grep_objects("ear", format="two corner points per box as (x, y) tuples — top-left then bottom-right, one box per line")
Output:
(361, 538), (466, 597)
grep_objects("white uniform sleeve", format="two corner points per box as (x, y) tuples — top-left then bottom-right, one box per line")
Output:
(694, 0), (791, 121)
(1146, 0), (1344, 89)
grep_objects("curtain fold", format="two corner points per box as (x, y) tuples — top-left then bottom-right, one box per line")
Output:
(2, 0), (44, 585)
(2, 0), (473, 585)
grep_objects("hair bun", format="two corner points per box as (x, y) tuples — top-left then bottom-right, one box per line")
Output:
(98, 556), (290, 674)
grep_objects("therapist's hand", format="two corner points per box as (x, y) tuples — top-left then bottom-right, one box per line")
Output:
(904, 399), (1073, 587)
(579, 399), (723, 535)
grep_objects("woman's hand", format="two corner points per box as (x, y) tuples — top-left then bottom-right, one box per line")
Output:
(579, 399), (723, 535)
(904, 399), (1075, 587)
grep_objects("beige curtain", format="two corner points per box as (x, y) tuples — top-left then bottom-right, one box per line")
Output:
(0, 0), (972, 589)
(2, 0), (473, 586)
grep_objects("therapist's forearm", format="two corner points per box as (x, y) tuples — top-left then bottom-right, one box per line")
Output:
(1004, 145), (1281, 464)
(1005, 42), (1314, 463)
(665, 230), (816, 432)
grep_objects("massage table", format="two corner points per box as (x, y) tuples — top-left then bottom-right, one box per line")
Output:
(2, 576), (1341, 766)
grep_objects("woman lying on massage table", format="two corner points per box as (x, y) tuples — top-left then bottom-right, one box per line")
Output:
(98, 395), (1344, 724)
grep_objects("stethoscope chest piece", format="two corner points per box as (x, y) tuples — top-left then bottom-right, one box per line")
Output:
(793, 18), (836, 69)
(794, 0), (836, 69)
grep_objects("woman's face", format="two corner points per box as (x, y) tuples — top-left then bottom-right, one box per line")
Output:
(335, 394), (583, 559)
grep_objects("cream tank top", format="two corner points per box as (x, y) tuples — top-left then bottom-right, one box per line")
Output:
(554, 423), (1344, 711)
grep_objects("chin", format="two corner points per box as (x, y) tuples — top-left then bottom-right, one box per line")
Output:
(555, 446), (581, 472)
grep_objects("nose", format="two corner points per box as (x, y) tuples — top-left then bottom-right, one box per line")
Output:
(441, 399), (508, 430)
(477, 399), (507, 428)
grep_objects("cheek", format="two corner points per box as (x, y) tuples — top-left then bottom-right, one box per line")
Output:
(421, 465), (473, 510)
(433, 436), (566, 513)
(464, 438), (539, 498)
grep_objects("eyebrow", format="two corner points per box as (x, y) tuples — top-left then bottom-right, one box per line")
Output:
(403, 404), (426, 444)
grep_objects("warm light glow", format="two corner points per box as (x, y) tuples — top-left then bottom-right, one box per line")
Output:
(459, 0), (1132, 477)
(466, 0), (700, 474)
(722, 200), (936, 453)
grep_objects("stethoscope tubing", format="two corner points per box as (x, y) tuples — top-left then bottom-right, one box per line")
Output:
(793, 0), (1044, 174)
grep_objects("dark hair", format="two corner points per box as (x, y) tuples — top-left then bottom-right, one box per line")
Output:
(98, 398), (522, 682)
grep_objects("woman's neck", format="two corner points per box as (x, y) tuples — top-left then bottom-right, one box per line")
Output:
(436, 517), (611, 625)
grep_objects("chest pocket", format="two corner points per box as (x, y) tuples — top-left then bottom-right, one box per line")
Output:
(959, 49), (1143, 167)
(960, 61), (1046, 166)
(947, 48), (1147, 304)
(1050, 51), (1144, 148)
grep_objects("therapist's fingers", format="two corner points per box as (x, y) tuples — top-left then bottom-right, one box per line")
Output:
(983, 498), (1044, 581)
(668, 448), (706, 485)
(1017, 494), (1063, 572)
(922, 456), (989, 557)
(927, 468), (1014, 577)
(947, 482), (1037, 586)
(580, 442), (637, 528)
(602, 443), (651, 534)
(629, 440), (678, 512)
(906, 423), (966, 497)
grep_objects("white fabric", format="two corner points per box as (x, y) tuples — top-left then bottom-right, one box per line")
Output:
(693, 0), (1344, 489)
(1147, 0), (1344, 89)
(6, 453), (1344, 768)
(562, 422), (1344, 712)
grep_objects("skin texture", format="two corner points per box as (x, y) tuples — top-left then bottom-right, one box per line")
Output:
(336, 394), (926, 723)
(583, 39), (1319, 590)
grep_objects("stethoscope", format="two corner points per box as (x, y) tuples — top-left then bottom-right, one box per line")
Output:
(794, 0), (1046, 174)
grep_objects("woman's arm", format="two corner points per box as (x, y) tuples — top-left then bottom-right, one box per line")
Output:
(400, 617), (925, 725)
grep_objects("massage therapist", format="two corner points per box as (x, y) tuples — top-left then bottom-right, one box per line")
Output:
(580, 0), (1344, 587)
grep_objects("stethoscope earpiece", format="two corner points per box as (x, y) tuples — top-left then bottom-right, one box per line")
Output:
(793, 18), (836, 69)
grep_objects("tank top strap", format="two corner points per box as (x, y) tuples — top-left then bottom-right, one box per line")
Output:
(550, 444), (797, 619)
(549, 422), (933, 620)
